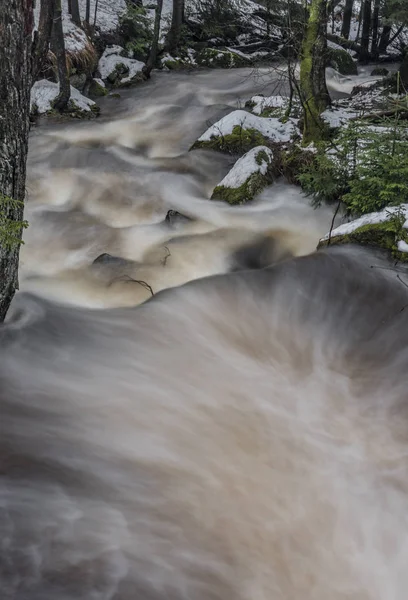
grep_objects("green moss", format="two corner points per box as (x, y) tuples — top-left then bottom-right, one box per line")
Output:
(318, 218), (408, 261)
(190, 125), (268, 155)
(326, 47), (357, 75)
(89, 79), (108, 97)
(211, 171), (272, 205)
(195, 48), (249, 68)
(67, 99), (100, 119)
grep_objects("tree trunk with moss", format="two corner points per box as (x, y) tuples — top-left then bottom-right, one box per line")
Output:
(144, 0), (164, 77)
(0, 0), (33, 321)
(341, 0), (354, 39)
(299, 0), (330, 144)
(51, 0), (71, 111)
(33, 0), (55, 80)
(165, 0), (183, 54)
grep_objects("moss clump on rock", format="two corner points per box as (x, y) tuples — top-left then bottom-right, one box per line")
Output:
(212, 171), (271, 204)
(191, 125), (269, 155)
(326, 47), (357, 75)
(371, 67), (389, 76)
(318, 218), (408, 262)
(88, 79), (108, 97)
(211, 146), (274, 205)
(195, 48), (249, 68)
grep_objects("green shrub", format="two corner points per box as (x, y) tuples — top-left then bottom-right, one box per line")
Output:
(298, 121), (408, 215)
(119, 6), (152, 61)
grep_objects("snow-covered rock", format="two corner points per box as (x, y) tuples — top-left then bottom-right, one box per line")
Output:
(319, 204), (408, 260)
(211, 146), (274, 204)
(30, 80), (97, 116)
(98, 46), (145, 86)
(192, 110), (299, 154)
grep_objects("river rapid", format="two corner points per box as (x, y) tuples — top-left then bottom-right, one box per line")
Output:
(2, 65), (408, 600)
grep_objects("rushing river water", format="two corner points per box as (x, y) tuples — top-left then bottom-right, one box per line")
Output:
(3, 65), (408, 600)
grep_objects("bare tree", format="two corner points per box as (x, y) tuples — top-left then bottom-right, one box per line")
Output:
(166, 0), (184, 54)
(68, 0), (81, 26)
(144, 0), (164, 78)
(51, 0), (71, 111)
(360, 0), (372, 61)
(33, 0), (56, 80)
(0, 0), (34, 320)
(85, 0), (91, 26)
(341, 0), (354, 39)
(299, 0), (330, 143)
(370, 0), (381, 56)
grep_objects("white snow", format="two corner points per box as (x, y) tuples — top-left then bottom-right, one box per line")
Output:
(98, 46), (145, 83)
(322, 106), (357, 127)
(34, 0), (127, 34)
(93, 78), (106, 88)
(198, 110), (298, 143)
(216, 146), (273, 189)
(327, 39), (356, 58)
(398, 240), (408, 253)
(226, 47), (251, 61)
(321, 205), (408, 241)
(250, 95), (287, 115)
(62, 14), (89, 54)
(30, 80), (96, 114)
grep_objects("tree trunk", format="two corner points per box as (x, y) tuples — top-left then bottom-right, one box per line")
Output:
(299, 0), (330, 144)
(360, 0), (372, 62)
(165, 0), (183, 54)
(0, 0), (34, 321)
(85, 0), (91, 25)
(33, 0), (55, 80)
(51, 0), (71, 111)
(68, 0), (81, 26)
(143, 0), (164, 78)
(378, 24), (391, 54)
(341, 0), (354, 39)
(370, 0), (380, 57)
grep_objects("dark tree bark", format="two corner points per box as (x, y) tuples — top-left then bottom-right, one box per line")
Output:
(68, 0), (81, 26)
(370, 0), (381, 56)
(51, 0), (71, 111)
(143, 0), (164, 78)
(378, 24), (391, 53)
(33, 0), (55, 80)
(341, 0), (354, 39)
(299, 0), (330, 144)
(165, 0), (183, 54)
(360, 0), (372, 62)
(0, 0), (34, 321)
(85, 0), (91, 25)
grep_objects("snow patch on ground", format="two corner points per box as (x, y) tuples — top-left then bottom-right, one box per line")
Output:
(250, 95), (287, 115)
(98, 46), (145, 82)
(327, 39), (356, 58)
(321, 205), (408, 240)
(198, 110), (298, 143)
(62, 14), (89, 54)
(34, 0), (127, 34)
(31, 80), (96, 114)
(217, 146), (273, 189)
(322, 106), (358, 127)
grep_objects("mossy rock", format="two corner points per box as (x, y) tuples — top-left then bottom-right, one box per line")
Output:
(211, 147), (274, 204)
(88, 78), (108, 97)
(318, 219), (408, 262)
(67, 100), (100, 119)
(196, 48), (249, 68)
(211, 171), (272, 204)
(371, 67), (389, 76)
(326, 47), (357, 75)
(191, 124), (269, 155)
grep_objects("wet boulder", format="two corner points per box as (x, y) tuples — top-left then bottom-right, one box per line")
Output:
(211, 146), (274, 205)
(191, 109), (298, 155)
(326, 45), (357, 76)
